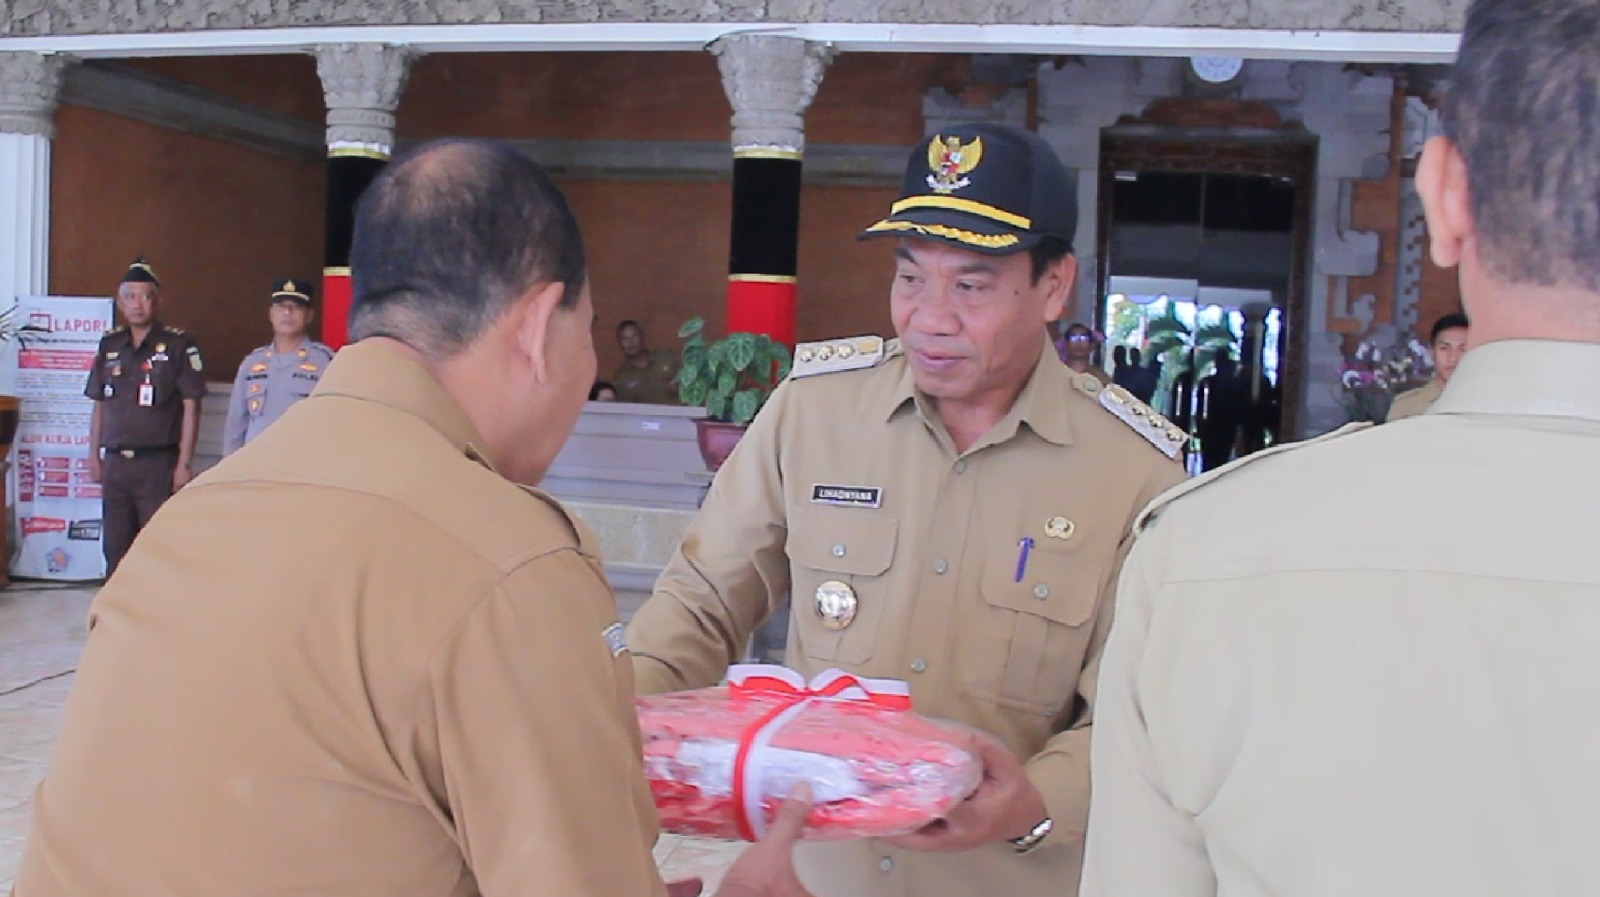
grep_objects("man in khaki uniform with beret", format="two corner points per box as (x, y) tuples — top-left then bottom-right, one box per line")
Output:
(1082, 3), (1600, 895)
(15, 139), (809, 897)
(626, 123), (1187, 897)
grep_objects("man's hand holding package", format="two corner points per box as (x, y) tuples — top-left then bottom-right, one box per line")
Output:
(885, 730), (1048, 853)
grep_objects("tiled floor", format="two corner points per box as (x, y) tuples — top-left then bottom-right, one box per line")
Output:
(0, 585), (742, 892)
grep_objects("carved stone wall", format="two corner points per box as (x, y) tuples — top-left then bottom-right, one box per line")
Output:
(0, 0), (1468, 38)
(1030, 57), (1396, 437)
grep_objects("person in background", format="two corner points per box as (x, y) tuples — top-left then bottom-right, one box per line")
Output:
(1056, 322), (1110, 384)
(84, 257), (206, 577)
(17, 138), (812, 897)
(1081, 2), (1600, 893)
(223, 278), (335, 455)
(590, 381), (619, 401)
(1387, 311), (1470, 421)
(612, 319), (681, 404)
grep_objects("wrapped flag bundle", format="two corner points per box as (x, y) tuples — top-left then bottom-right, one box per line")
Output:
(638, 665), (982, 842)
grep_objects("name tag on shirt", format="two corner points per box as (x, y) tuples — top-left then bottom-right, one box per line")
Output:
(138, 384), (154, 407)
(811, 484), (883, 508)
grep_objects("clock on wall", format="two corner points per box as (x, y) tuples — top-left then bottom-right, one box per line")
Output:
(1189, 56), (1245, 84)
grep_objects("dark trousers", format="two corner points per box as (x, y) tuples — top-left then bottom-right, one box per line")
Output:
(100, 453), (175, 577)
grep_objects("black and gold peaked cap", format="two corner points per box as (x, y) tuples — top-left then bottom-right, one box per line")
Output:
(270, 278), (314, 307)
(120, 256), (160, 286)
(860, 122), (1078, 255)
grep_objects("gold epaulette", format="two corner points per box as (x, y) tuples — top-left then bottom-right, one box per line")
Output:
(789, 335), (894, 379)
(1133, 422), (1373, 533)
(1073, 377), (1187, 461)
(103, 326), (125, 336)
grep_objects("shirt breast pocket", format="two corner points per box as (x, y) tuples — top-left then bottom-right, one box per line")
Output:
(964, 548), (1102, 716)
(787, 507), (898, 667)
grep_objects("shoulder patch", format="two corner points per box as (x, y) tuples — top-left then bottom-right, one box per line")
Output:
(309, 341), (335, 359)
(789, 335), (890, 380)
(1134, 422), (1373, 532)
(1084, 380), (1187, 461)
(167, 327), (186, 335)
(104, 326), (125, 336)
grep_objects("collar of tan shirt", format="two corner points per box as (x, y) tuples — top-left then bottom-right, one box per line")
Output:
(883, 335), (1075, 451)
(1430, 339), (1600, 423)
(312, 340), (497, 471)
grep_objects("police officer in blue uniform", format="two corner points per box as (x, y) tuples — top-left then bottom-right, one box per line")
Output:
(223, 278), (335, 455)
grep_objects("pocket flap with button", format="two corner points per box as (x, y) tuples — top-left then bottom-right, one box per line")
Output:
(788, 508), (898, 576)
(981, 549), (1100, 627)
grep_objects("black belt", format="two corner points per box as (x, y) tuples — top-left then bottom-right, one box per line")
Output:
(108, 445), (178, 459)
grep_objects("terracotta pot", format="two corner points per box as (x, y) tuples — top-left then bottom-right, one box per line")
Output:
(694, 419), (748, 472)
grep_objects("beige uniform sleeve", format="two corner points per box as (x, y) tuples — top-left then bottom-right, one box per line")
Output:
(1024, 459), (1188, 849)
(1078, 520), (1215, 897)
(413, 550), (666, 897)
(626, 382), (796, 695)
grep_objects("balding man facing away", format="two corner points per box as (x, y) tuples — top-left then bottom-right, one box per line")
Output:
(14, 138), (812, 897)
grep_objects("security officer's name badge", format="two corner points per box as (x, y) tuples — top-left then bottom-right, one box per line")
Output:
(811, 484), (882, 508)
(601, 622), (628, 657)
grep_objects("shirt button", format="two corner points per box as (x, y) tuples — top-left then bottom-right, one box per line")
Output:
(878, 857), (894, 873)
(1033, 584), (1050, 600)
(933, 558), (948, 575)
(909, 658), (928, 674)
(832, 544), (847, 558)
(954, 460), (968, 474)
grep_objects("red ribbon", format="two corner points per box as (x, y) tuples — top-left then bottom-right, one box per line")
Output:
(726, 667), (911, 840)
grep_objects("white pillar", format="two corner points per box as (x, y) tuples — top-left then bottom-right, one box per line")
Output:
(0, 52), (67, 314)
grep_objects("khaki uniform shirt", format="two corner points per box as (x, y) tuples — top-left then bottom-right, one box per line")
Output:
(17, 341), (665, 897)
(1385, 377), (1443, 421)
(223, 337), (335, 454)
(83, 323), (207, 449)
(612, 350), (681, 404)
(1082, 340), (1600, 897)
(627, 336), (1186, 897)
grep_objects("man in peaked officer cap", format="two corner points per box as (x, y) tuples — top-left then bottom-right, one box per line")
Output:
(85, 256), (207, 578)
(626, 122), (1188, 897)
(223, 278), (335, 455)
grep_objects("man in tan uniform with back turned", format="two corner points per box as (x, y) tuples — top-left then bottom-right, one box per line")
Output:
(1082, 2), (1600, 894)
(14, 138), (810, 897)
(626, 123), (1187, 897)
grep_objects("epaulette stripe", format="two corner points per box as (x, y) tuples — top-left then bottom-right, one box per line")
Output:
(1133, 421), (1373, 532)
(1076, 378), (1187, 461)
(789, 335), (890, 379)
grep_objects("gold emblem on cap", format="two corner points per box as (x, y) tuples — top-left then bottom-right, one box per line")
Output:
(926, 135), (984, 194)
(815, 580), (858, 631)
(1044, 516), (1076, 541)
(284, 280), (297, 293)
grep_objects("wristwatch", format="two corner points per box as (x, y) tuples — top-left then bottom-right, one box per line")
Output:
(1008, 816), (1053, 854)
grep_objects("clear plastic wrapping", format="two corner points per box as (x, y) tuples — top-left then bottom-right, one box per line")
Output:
(638, 666), (982, 842)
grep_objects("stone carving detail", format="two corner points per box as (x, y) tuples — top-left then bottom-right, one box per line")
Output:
(315, 44), (416, 151)
(0, 0), (1468, 38)
(922, 87), (1027, 136)
(1392, 179), (1427, 334)
(711, 35), (833, 154)
(1401, 94), (1442, 160)
(0, 52), (70, 138)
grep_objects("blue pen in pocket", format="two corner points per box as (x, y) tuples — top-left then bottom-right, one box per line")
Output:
(1014, 537), (1034, 582)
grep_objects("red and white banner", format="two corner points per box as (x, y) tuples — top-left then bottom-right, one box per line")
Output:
(6, 295), (115, 580)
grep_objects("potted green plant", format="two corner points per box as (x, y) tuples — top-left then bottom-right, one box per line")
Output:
(674, 316), (792, 471)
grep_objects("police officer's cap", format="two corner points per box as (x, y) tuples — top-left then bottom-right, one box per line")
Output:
(120, 256), (160, 286)
(860, 123), (1077, 256)
(270, 278), (314, 307)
